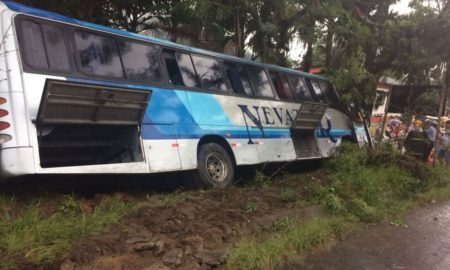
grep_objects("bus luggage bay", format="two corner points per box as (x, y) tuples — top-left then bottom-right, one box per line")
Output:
(0, 1), (362, 187)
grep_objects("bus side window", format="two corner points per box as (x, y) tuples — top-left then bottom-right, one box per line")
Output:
(224, 62), (253, 96)
(269, 71), (294, 101)
(246, 66), (275, 98)
(19, 20), (70, 72)
(117, 40), (163, 83)
(161, 50), (200, 88)
(287, 75), (313, 101)
(191, 55), (228, 92)
(318, 80), (339, 105)
(74, 31), (124, 78)
(309, 79), (327, 103)
(162, 50), (184, 86)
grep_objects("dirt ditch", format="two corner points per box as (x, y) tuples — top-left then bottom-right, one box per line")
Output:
(62, 186), (324, 270)
(1, 163), (325, 270)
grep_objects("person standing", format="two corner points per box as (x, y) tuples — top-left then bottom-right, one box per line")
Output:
(404, 119), (425, 159)
(437, 121), (450, 165)
(423, 119), (437, 161)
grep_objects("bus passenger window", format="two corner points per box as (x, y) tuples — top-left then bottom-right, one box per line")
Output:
(191, 55), (228, 92)
(310, 80), (327, 102)
(74, 31), (124, 78)
(224, 63), (253, 96)
(246, 66), (274, 98)
(20, 20), (70, 71)
(318, 80), (339, 105)
(287, 75), (313, 101)
(175, 52), (200, 88)
(118, 41), (163, 82)
(269, 71), (294, 101)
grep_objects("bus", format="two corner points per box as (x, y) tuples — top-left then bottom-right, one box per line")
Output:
(0, 1), (369, 187)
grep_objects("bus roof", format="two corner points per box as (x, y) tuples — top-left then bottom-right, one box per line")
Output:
(3, 0), (326, 81)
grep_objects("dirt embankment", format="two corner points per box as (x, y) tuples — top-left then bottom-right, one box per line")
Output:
(65, 187), (323, 270)
(2, 169), (324, 270)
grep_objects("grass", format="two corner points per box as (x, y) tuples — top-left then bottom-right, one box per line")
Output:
(0, 195), (137, 269)
(279, 187), (298, 203)
(146, 190), (187, 208)
(226, 217), (352, 270)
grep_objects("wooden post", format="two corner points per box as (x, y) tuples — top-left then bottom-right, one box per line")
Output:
(378, 85), (393, 143)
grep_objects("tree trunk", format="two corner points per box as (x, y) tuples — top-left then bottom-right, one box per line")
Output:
(325, 25), (333, 67)
(302, 42), (313, 72)
(235, 7), (243, 57)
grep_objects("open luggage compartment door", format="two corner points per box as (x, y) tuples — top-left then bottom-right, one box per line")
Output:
(37, 80), (150, 125)
(36, 80), (151, 168)
(291, 102), (328, 159)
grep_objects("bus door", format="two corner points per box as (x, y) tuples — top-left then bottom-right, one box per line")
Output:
(290, 102), (328, 159)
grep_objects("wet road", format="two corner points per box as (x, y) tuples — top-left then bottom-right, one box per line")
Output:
(284, 202), (450, 270)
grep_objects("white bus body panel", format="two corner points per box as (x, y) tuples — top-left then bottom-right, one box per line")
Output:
(0, 1), (357, 178)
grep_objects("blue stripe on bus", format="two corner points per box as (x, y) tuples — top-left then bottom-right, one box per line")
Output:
(58, 77), (353, 140)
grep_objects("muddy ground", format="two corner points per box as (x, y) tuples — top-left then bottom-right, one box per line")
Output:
(1, 162), (327, 270)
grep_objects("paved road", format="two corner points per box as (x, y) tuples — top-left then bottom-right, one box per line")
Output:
(284, 202), (450, 270)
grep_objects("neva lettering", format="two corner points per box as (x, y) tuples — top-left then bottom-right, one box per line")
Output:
(238, 105), (298, 127)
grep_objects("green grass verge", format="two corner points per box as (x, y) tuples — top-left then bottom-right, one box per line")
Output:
(0, 195), (137, 270)
(226, 217), (352, 270)
(309, 144), (450, 222)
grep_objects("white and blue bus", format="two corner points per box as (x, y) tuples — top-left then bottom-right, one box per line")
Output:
(0, 1), (368, 187)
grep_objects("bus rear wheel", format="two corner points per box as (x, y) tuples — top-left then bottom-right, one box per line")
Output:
(195, 143), (235, 188)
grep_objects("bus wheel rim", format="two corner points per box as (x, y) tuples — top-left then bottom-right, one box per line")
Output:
(205, 153), (227, 182)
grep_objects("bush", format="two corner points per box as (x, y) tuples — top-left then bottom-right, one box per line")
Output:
(309, 144), (450, 221)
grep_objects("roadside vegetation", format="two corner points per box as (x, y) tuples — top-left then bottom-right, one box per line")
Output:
(0, 194), (137, 270)
(226, 144), (450, 270)
(1, 145), (449, 270)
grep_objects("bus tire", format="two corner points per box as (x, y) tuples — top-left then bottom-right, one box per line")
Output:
(195, 143), (235, 188)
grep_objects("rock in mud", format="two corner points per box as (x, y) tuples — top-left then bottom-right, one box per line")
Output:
(126, 235), (153, 244)
(194, 250), (226, 267)
(162, 248), (183, 267)
(133, 242), (156, 251)
(155, 240), (165, 255)
(184, 245), (192, 256)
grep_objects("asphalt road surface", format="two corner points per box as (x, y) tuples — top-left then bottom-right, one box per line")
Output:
(285, 202), (450, 270)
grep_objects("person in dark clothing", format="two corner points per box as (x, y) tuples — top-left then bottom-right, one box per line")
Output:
(404, 121), (426, 160)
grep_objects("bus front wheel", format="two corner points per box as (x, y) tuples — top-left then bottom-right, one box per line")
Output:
(195, 143), (235, 188)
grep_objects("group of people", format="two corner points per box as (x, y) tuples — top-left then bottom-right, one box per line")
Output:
(376, 116), (450, 164)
